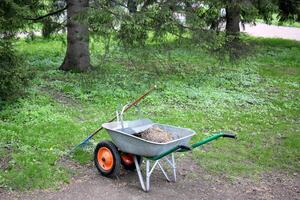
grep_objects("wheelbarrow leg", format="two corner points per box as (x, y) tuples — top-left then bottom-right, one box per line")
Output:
(157, 161), (170, 181)
(146, 160), (159, 191)
(134, 156), (146, 191)
(146, 160), (150, 191)
(172, 153), (176, 182)
(164, 153), (176, 182)
(134, 154), (177, 192)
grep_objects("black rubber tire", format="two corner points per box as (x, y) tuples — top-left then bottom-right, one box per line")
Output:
(94, 140), (121, 177)
(120, 153), (143, 171)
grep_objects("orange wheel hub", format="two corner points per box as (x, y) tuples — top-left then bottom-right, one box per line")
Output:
(97, 147), (114, 171)
(121, 153), (134, 166)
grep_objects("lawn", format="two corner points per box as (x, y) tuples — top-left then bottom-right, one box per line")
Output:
(0, 36), (299, 190)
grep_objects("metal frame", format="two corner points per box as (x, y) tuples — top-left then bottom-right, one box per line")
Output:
(134, 154), (176, 192)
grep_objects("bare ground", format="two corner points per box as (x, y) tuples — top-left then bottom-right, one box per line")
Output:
(242, 23), (300, 41)
(1, 156), (299, 200)
(0, 146), (12, 172)
(40, 87), (79, 107)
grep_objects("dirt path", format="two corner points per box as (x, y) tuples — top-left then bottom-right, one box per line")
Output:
(1, 156), (299, 200)
(242, 23), (300, 41)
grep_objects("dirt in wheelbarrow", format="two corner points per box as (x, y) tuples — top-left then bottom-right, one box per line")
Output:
(1, 156), (299, 200)
(135, 126), (173, 143)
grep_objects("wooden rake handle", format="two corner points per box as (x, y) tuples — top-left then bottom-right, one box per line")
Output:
(88, 85), (157, 138)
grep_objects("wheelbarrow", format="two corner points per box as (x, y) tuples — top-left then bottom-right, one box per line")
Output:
(94, 104), (236, 192)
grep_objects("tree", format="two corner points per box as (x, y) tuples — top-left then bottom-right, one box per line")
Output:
(24, 0), (91, 71)
(225, 1), (240, 35)
(0, 0), (35, 100)
(278, 0), (300, 22)
(198, 0), (277, 37)
(59, 0), (91, 72)
(6, 0), (300, 74)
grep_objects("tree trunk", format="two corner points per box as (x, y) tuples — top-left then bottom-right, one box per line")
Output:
(225, 2), (240, 36)
(184, 1), (193, 26)
(42, 18), (52, 38)
(128, 0), (137, 13)
(59, 0), (91, 72)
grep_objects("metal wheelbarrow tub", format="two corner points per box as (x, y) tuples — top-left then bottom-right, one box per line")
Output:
(102, 119), (196, 157)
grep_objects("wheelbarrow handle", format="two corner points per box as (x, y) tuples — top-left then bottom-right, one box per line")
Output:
(176, 145), (192, 152)
(191, 131), (237, 149)
(222, 133), (237, 139)
(147, 131), (237, 161)
(147, 144), (192, 160)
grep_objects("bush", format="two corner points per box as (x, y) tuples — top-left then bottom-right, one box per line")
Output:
(0, 40), (31, 101)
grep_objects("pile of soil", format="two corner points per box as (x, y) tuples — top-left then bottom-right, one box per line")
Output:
(135, 126), (173, 143)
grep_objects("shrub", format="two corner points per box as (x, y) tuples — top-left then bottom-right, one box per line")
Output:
(0, 40), (31, 101)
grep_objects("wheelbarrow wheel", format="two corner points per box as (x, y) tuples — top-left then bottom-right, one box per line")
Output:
(94, 140), (121, 177)
(120, 153), (142, 171)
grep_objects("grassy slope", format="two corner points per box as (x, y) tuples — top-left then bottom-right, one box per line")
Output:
(0, 36), (299, 190)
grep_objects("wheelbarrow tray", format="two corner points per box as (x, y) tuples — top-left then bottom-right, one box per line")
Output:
(102, 119), (195, 157)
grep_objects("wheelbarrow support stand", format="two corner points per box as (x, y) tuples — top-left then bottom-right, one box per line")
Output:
(134, 154), (177, 192)
(133, 131), (236, 192)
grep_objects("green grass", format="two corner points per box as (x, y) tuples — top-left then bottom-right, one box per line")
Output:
(0, 36), (299, 190)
